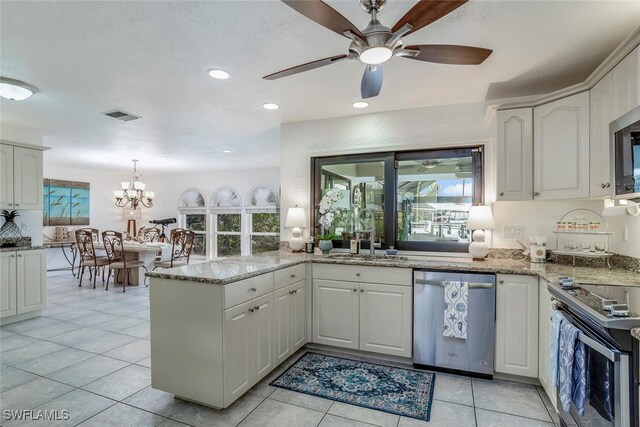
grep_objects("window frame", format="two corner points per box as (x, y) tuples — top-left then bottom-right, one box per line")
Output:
(209, 186), (243, 258)
(311, 146), (484, 253)
(247, 212), (280, 255)
(177, 188), (208, 259)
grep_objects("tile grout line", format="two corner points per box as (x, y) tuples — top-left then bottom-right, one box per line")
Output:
(535, 386), (559, 426)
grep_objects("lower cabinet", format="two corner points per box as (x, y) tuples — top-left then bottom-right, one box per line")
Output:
(312, 265), (413, 358)
(1, 250), (46, 319)
(538, 279), (558, 409)
(223, 293), (274, 406)
(495, 274), (539, 377)
(274, 280), (306, 365)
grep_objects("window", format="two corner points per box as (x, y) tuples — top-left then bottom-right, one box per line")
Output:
(311, 147), (483, 252)
(178, 189), (207, 258)
(210, 187), (242, 258)
(246, 186), (280, 255)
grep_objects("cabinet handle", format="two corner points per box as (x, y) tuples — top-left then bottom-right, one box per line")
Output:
(533, 192), (540, 196)
(293, 289), (298, 294)
(352, 288), (357, 292)
(605, 183), (610, 188)
(289, 290), (294, 295)
(254, 306), (260, 311)
(9, 255), (15, 258)
(356, 273), (361, 277)
(17, 254), (22, 257)
(249, 308), (254, 313)
(499, 192), (504, 196)
(290, 274), (296, 279)
(360, 288), (364, 293)
(14, 203), (19, 207)
(249, 287), (257, 292)
(499, 280), (504, 284)
(601, 183), (606, 189)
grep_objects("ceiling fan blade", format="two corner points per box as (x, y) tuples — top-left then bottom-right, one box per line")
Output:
(361, 65), (383, 99)
(404, 45), (492, 65)
(282, 0), (363, 38)
(263, 54), (348, 80)
(392, 0), (468, 35)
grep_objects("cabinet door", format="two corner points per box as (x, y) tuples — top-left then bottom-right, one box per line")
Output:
(538, 279), (557, 410)
(274, 285), (293, 365)
(16, 250), (46, 314)
(590, 75), (613, 197)
(223, 300), (253, 406)
(312, 279), (359, 350)
(533, 92), (590, 199)
(251, 293), (274, 383)
(359, 283), (412, 358)
(13, 147), (43, 210)
(495, 274), (539, 377)
(290, 280), (306, 352)
(0, 252), (17, 318)
(0, 145), (14, 209)
(496, 108), (533, 200)
(610, 47), (639, 119)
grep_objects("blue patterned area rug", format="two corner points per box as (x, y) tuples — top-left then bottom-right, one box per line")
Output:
(270, 352), (436, 421)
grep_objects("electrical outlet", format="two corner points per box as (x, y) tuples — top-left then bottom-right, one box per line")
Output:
(504, 225), (525, 239)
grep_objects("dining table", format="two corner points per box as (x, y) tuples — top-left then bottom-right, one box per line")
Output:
(121, 241), (173, 285)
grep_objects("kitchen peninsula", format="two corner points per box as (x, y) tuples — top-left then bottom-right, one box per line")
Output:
(147, 251), (640, 410)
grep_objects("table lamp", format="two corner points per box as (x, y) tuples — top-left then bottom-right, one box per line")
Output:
(466, 205), (495, 260)
(285, 207), (307, 252)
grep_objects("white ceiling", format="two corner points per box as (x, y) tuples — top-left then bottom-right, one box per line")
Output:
(1, 1), (639, 172)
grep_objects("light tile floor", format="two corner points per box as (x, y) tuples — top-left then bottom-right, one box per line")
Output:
(0, 271), (560, 426)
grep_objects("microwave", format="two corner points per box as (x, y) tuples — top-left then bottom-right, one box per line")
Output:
(610, 105), (640, 199)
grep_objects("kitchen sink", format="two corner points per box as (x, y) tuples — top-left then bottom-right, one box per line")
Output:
(327, 254), (409, 262)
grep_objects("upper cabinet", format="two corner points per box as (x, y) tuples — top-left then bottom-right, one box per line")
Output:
(533, 92), (590, 200)
(610, 47), (639, 119)
(0, 143), (44, 210)
(496, 108), (533, 201)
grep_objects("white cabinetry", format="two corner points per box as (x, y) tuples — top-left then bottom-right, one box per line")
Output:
(610, 47), (638, 119)
(1, 249), (46, 320)
(0, 144), (43, 210)
(496, 108), (533, 201)
(312, 264), (412, 358)
(495, 274), (539, 378)
(538, 279), (557, 410)
(590, 73), (614, 197)
(274, 279), (306, 365)
(533, 92), (590, 200)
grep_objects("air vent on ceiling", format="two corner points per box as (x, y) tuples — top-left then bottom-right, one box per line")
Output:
(103, 110), (141, 122)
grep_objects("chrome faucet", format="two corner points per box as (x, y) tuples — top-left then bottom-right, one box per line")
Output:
(360, 209), (376, 255)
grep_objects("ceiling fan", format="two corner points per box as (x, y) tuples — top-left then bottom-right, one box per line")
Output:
(263, 0), (493, 99)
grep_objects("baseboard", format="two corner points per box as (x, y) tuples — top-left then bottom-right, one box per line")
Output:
(0, 310), (41, 326)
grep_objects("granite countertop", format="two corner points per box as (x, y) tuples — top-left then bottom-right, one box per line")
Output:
(146, 250), (640, 287)
(0, 245), (45, 253)
(632, 328), (640, 341)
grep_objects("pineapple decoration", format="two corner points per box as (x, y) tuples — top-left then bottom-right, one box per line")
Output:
(0, 210), (22, 247)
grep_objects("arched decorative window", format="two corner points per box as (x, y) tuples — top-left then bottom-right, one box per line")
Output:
(245, 186), (280, 255)
(210, 187), (242, 257)
(178, 189), (207, 258)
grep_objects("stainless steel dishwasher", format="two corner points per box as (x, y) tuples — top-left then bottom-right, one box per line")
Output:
(413, 270), (496, 378)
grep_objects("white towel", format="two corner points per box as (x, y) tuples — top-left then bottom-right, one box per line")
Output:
(443, 281), (468, 339)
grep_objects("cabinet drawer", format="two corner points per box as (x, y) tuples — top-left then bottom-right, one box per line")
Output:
(224, 273), (274, 309)
(312, 264), (411, 286)
(274, 264), (306, 290)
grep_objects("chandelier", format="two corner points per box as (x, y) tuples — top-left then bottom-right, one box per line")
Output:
(113, 159), (154, 210)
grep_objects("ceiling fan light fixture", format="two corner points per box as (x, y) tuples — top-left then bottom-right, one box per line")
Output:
(208, 69), (230, 80)
(0, 77), (38, 101)
(359, 46), (393, 65)
(352, 101), (369, 109)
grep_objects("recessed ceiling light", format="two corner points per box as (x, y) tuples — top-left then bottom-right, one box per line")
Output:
(353, 101), (369, 109)
(160, 156), (168, 160)
(222, 149), (232, 153)
(0, 77), (38, 101)
(262, 103), (280, 110)
(208, 69), (230, 80)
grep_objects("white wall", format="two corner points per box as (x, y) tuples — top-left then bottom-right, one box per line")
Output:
(280, 103), (639, 259)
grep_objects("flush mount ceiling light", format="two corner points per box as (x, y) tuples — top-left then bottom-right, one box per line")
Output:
(222, 149), (232, 153)
(0, 77), (38, 101)
(208, 69), (230, 80)
(262, 102), (280, 110)
(352, 101), (369, 109)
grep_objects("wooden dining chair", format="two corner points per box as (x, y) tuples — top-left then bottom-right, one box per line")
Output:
(74, 228), (109, 289)
(154, 228), (195, 269)
(102, 230), (147, 292)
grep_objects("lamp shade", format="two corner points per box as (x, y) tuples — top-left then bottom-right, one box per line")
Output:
(285, 207), (307, 228)
(466, 205), (495, 230)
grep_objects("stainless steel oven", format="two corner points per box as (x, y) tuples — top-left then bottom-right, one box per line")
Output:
(556, 307), (632, 427)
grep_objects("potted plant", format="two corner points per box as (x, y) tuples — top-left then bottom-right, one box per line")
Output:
(0, 210), (22, 247)
(317, 189), (344, 254)
(316, 233), (337, 254)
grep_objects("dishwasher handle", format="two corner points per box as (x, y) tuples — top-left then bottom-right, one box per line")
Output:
(414, 279), (494, 289)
